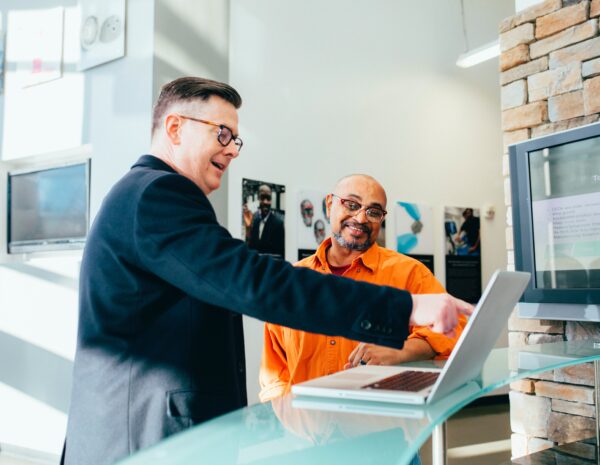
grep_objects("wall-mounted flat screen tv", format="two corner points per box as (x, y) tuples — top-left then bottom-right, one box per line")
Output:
(7, 160), (90, 254)
(510, 122), (600, 320)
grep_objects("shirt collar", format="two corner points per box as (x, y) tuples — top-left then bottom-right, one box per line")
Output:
(131, 154), (176, 173)
(314, 237), (380, 273)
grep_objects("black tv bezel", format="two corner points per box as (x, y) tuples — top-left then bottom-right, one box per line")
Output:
(7, 159), (91, 254)
(509, 122), (600, 305)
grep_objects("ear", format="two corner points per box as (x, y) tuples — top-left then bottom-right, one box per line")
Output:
(325, 194), (333, 219)
(164, 114), (183, 145)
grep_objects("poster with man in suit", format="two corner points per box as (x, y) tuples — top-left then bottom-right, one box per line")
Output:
(242, 178), (285, 259)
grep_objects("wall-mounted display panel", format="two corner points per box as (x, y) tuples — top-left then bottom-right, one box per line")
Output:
(510, 121), (600, 319)
(7, 160), (90, 254)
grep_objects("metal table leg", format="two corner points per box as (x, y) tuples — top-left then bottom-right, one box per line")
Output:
(432, 421), (447, 465)
(595, 360), (600, 459)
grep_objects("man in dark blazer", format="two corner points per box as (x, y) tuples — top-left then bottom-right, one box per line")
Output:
(247, 184), (285, 258)
(63, 77), (472, 465)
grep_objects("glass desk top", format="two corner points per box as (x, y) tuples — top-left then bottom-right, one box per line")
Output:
(117, 341), (600, 465)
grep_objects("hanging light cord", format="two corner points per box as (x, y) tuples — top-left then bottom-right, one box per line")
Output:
(460, 0), (470, 52)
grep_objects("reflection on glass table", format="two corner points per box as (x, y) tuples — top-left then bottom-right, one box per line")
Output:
(116, 341), (600, 465)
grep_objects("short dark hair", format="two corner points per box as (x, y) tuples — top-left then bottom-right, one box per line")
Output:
(151, 77), (242, 136)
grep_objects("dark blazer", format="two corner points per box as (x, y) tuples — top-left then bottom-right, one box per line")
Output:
(64, 155), (413, 465)
(248, 210), (285, 258)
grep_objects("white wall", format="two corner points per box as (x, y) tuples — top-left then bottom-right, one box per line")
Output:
(153, 0), (231, 225)
(0, 0), (155, 455)
(229, 0), (514, 403)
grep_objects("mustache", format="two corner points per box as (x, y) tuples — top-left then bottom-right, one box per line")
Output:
(342, 220), (372, 234)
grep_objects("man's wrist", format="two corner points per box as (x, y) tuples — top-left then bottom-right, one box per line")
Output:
(390, 348), (411, 364)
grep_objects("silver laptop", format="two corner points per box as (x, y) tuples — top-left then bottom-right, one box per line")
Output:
(292, 380), (481, 419)
(292, 270), (530, 405)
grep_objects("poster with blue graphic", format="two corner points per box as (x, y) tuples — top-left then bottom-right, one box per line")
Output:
(395, 201), (434, 273)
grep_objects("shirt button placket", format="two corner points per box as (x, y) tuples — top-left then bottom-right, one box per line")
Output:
(327, 338), (338, 374)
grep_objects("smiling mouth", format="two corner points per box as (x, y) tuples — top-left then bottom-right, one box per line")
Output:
(211, 161), (225, 171)
(343, 222), (370, 235)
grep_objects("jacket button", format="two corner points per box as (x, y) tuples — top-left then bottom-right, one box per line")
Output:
(361, 320), (372, 330)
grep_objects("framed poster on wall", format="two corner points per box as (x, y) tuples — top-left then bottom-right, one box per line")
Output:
(242, 179), (286, 260)
(7, 7), (64, 88)
(297, 189), (329, 259)
(395, 201), (435, 273)
(444, 206), (481, 303)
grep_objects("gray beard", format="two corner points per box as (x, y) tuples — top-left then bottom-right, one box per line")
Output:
(332, 231), (373, 251)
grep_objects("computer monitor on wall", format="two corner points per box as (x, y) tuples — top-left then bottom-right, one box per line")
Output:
(509, 122), (600, 321)
(7, 160), (90, 254)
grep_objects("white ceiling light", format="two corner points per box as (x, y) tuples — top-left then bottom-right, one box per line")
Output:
(456, 39), (500, 68)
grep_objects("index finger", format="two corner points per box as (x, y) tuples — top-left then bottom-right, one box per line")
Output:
(443, 329), (457, 339)
(453, 297), (474, 316)
(348, 343), (365, 362)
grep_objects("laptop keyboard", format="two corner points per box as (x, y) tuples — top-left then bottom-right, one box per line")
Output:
(362, 371), (440, 392)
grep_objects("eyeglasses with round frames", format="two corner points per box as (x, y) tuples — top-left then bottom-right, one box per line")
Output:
(177, 115), (243, 151)
(331, 194), (387, 223)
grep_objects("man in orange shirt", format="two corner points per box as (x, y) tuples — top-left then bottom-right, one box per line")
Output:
(259, 174), (467, 401)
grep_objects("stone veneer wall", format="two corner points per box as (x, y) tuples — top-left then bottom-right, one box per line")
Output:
(500, 0), (600, 458)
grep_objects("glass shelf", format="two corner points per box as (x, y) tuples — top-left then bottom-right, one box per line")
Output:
(116, 341), (600, 465)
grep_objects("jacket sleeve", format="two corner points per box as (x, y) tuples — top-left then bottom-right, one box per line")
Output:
(134, 174), (413, 348)
(259, 323), (290, 402)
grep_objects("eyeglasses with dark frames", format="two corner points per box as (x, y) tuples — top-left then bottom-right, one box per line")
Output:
(177, 115), (243, 151)
(331, 194), (387, 223)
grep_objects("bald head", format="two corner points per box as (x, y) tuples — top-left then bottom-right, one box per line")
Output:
(333, 174), (387, 209)
(258, 184), (272, 196)
(327, 174), (387, 253)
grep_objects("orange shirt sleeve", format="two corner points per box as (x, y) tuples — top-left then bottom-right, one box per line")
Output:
(259, 322), (291, 402)
(403, 265), (467, 358)
(409, 314), (468, 358)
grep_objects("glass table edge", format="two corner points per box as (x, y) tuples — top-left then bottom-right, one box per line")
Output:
(115, 340), (600, 465)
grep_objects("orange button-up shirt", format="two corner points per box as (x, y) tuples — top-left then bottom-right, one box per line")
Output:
(259, 238), (467, 402)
